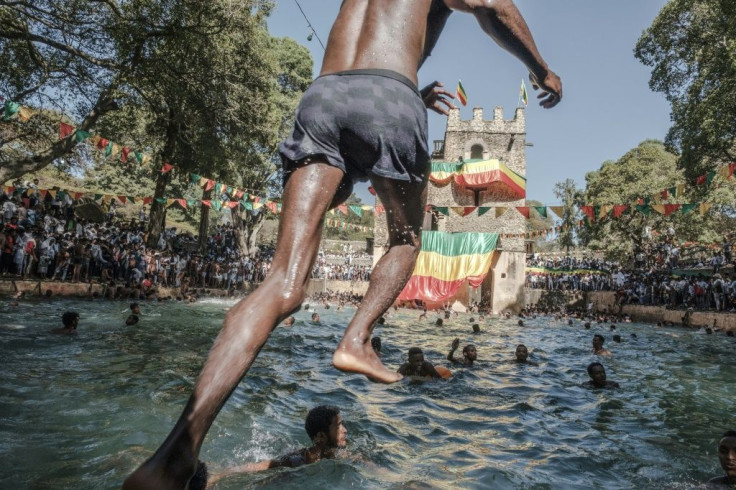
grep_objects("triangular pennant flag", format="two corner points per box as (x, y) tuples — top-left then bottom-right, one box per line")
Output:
(660, 190), (668, 201)
(161, 163), (174, 173)
(166, 198), (176, 207)
(2, 101), (20, 121)
(612, 205), (629, 218)
(433, 206), (448, 216)
(75, 130), (91, 142)
(117, 195), (127, 204)
(349, 205), (362, 217)
(48, 189), (57, 199)
(212, 200), (223, 211)
(90, 135), (101, 147)
(141, 154), (151, 166)
(134, 151), (144, 164)
(127, 196), (135, 204)
(495, 207), (508, 218)
(59, 122), (75, 140)
(97, 137), (109, 150)
(155, 198), (166, 204)
(635, 204), (650, 215)
(205, 180), (215, 192)
(696, 174), (707, 185)
(201, 200), (211, 208)
(598, 205), (611, 219)
(516, 207), (530, 219)
(142, 197), (153, 205)
(190, 173), (201, 185)
(242, 202), (253, 210)
(478, 207), (491, 216)
(681, 204), (697, 215)
(121, 147), (131, 162)
(187, 199), (197, 208)
(177, 199), (188, 209)
(548, 206), (564, 218)
(676, 184), (685, 196)
(580, 206), (595, 220)
(40, 189), (48, 198)
(94, 193), (103, 201)
(266, 201), (278, 214)
(105, 141), (114, 157)
(337, 204), (348, 216)
(235, 190), (244, 200)
(663, 204), (681, 216)
(699, 203), (713, 215)
(533, 206), (547, 218)
(668, 186), (677, 198)
(706, 171), (716, 185)
(17, 106), (34, 122)
(450, 207), (465, 217)
(650, 204), (665, 214)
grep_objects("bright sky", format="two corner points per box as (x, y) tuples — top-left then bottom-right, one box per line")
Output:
(267, 0), (672, 205)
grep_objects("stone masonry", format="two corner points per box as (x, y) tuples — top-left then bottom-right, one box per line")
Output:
(374, 106), (527, 312)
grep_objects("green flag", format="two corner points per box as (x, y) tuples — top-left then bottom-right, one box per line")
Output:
(478, 207), (491, 216)
(681, 203), (697, 215)
(635, 204), (651, 215)
(75, 130), (91, 142)
(534, 206), (547, 218)
(2, 101), (20, 121)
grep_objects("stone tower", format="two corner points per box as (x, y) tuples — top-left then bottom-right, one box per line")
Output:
(374, 106), (527, 313)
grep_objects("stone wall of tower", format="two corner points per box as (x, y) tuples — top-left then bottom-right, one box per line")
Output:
(373, 106), (527, 312)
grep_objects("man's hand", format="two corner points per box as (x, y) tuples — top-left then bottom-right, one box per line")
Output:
(420, 81), (455, 115)
(451, 338), (460, 351)
(529, 71), (562, 109)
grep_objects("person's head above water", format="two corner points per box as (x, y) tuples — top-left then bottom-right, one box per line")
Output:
(593, 334), (605, 350)
(472, 323), (481, 333)
(515, 344), (529, 362)
(283, 316), (295, 327)
(584, 322), (591, 330)
(305, 405), (347, 449)
(62, 311), (79, 328)
(130, 302), (141, 315)
(408, 347), (424, 370)
(710, 430), (736, 485)
(311, 312), (320, 322)
(462, 344), (477, 362)
(371, 336), (382, 354)
(586, 362), (607, 387)
(125, 314), (139, 326)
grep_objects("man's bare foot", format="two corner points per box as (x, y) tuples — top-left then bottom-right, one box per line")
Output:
(333, 339), (403, 383)
(122, 451), (197, 490)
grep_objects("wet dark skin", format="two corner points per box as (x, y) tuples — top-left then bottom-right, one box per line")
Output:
(709, 435), (736, 485)
(447, 338), (477, 366)
(583, 365), (619, 389)
(124, 1), (561, 488)
(398, 352), (442, 378)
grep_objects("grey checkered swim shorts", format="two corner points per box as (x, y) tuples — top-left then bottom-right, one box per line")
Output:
(279, 68), (430, 192)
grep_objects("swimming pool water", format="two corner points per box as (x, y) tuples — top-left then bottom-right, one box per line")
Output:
(0, 298), (734, 488)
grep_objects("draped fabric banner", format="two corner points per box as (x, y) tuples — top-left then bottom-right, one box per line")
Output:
(398, 231), (498, 303)
(429, 159), (526, 198)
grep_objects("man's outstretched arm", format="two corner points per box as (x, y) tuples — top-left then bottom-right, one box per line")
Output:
(446, 0), (562, 108)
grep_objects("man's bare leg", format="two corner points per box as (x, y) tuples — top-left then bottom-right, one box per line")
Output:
(332, 174), (427, 383)
(123, 162), (344, 490)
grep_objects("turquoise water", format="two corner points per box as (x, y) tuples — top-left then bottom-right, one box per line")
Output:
(0, 298), (734, 489)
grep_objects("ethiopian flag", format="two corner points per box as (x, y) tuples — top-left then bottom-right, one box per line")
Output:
(520, 79), (528, 106)
(456, 80), (468, 106)
(398, 231), (498, 303)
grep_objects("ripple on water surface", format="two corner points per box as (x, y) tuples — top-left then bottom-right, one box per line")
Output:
(0, 298), (734, 488)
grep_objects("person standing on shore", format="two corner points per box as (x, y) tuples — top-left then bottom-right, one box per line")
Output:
(124, 1), (562, 487)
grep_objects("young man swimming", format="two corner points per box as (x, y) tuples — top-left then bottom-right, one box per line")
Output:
(447, 338), (477, 366)
(398, 347), (442, 379)
(582, 362), (619, 389)
(124, 0), (561, 486)
(206, 406), (347, 486)
(709, 430), (736, 486)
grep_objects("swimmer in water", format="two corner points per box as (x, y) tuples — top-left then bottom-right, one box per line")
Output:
(311, 312), (320, 323)
(514, 344), (538, 365)
(206, 406), (348, 486)
(583, 362), (619, 389)
(398, 347), (441, 379)
(708, 430), (736, 486)
(283, 315), (295, 327)
(126, 314), (140, 326)
(371, 337), (382, 356)
(592, 334), (612, 356)
(447, 338), (477, 366)
(50, 311), (79, 335)
(472, 323), (481, 334)
(124, 0), (562, 485)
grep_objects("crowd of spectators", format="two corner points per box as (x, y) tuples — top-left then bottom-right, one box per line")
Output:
(0, 181), (371, 299)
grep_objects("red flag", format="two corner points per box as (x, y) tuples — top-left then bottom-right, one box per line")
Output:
(201, 200), (211, 207)
(368, 186), (377, 196)
(122, 147), (131, 162)
(59, 123), (75, 140)
(161, 163), (174, 173)
(337, 204), (348, 215)
(205, 180), (215, 192)
(142, 197), (153, 205)
(177, 199), (187, 208)
(97, 138), (109, 150)
(660, 190), (668, 200)
(581, 206), (595, 220)
(515, 206), (530, 219)
(664, 204), (681, 216)
(234, 190), (244, 200)
(117, 195), (127, 204)
(696, 174), (707, 185)
(729, 162), (736, 180)
(612, 205), (629, 218)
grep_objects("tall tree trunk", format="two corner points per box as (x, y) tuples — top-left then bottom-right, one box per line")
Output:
(146, 110), (177, 248)
(197, 188), (212, 254)
(231, 205), (266, 258)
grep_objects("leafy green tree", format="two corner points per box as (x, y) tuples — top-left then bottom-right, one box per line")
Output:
(635, 0), (736, 179)
(553, 178), (582, 252)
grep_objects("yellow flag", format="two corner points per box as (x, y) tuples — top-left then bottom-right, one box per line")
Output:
(167, 198), (176, 207)
(48, 189), (57, 199)
(548, 206), (564, 218)
(494, 207), (508, 218)
(18, 106), (34, 122)
(650, 204), (665, 214)
(700, 203), (713, 215)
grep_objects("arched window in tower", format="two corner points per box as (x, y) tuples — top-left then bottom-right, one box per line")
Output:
(470, 144), (484, 160)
